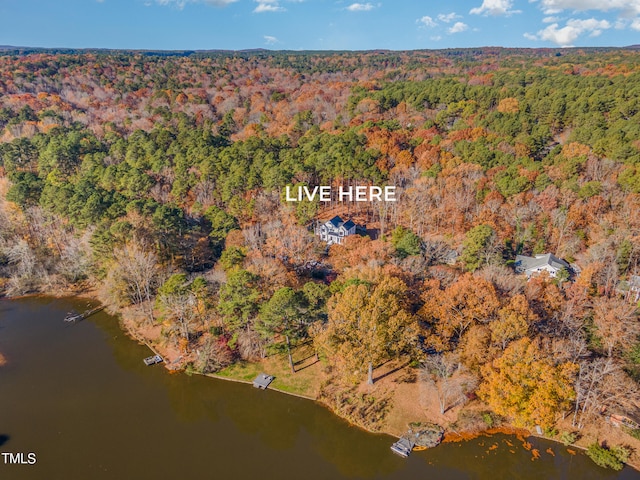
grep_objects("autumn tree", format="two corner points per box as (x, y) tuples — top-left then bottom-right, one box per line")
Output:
(314, 275), (418, 385)
(524, 274), (564, 322)
(478, 338), (577, 428)
(592, 296), (640, 357)
(263, 218), (320, 271)
(328, 236), (393, 272)
(458, 324), (492, 370)
(421, 273), (500, 348)
(490, 294), (537, 350)
(195, 335), (233, 373)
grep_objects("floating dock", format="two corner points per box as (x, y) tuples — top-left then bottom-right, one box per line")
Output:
(64, 305), (105, 323)
(253, 373), (275, 389)
(390, 437), (415, 458)
(143, 354), (163, 366)
(391, 423), (444, 457)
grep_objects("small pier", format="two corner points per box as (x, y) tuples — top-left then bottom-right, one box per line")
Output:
(391, 422), (444, 458)
(64, 305), (105, 323)
(391, 437), (415, 458)
(253, 373), (275, 389)
(143, 354), (163, 366)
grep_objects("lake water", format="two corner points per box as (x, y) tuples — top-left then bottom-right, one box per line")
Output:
(0, 297), (638, 479)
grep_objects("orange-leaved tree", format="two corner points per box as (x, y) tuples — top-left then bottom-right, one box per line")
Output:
(421, 273), (500, 349)
(478, 337), (577, 429)
(490, 294), (537, 350)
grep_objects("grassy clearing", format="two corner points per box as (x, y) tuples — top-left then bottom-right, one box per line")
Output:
(216, 343), (323, 398)
(217, 361), (261, 382)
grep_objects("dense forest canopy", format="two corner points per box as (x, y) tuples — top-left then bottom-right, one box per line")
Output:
(1, 48), (639, 449)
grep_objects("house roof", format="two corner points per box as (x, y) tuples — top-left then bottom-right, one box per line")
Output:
(325, 216), (357, 230)
(342, 219), (355, 230)
(327, 216), (343, 228)
(515, 253), (569, 272)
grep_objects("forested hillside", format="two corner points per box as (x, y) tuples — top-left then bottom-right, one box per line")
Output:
(1, 48), (639, 459)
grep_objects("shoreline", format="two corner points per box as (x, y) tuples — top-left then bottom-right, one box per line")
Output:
(103, 297), (640, 472)
(3, 290), (639, 471)
(91, 304), (640, 471)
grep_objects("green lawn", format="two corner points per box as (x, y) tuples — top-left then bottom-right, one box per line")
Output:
(216, 343), (322, 398)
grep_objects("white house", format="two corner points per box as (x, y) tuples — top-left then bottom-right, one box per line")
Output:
(316, 216), (357, 245)
(514, 253), (570, 279)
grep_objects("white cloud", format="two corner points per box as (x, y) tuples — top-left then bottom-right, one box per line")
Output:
(417, 16), (437, 27)
(448, 21), (469, 33)
(542, 16), (560, 23)
(537, 0), (640, 16)
(528, 18), (611, 46)
(346, 3), (376, 11)
(470, 0), (520, 16)
(437, 12), (461, 23)
(264, 35), (279, 45)
(431, 35), (443, 41)
(254, 0), (285, 12)
(614, 17), (640, 29)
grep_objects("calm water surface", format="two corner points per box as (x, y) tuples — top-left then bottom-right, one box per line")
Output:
(0, 297), (638, 479)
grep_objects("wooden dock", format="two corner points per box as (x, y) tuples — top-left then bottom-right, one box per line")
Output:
(64, 305), (105, 323)
(143, 354), (163, 366)
(253, 373), (275, 389)
(391, 423), (444, 457)
(390, 437), (415, 458)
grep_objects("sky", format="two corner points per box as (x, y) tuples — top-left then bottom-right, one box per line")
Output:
(1, 0), (639, 51)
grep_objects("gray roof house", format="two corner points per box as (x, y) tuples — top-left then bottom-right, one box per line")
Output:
(316, 216), (357, 245)
(514, 253), (570, 279)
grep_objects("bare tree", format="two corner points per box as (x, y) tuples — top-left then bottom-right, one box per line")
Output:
(110, 241), (160, 323)
(57, 230), (93, 283)
(5, 238), (38, 295)
(6, 239), (36, 278)
(592, 296), (640, 357)
(572, 357), (640, 429)
(237, 327), (266, 361)
(421, 353), (470, 414)
(158, 290), (198, 343)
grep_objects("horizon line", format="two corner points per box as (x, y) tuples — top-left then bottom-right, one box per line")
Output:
(1, 44), (639, 54)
